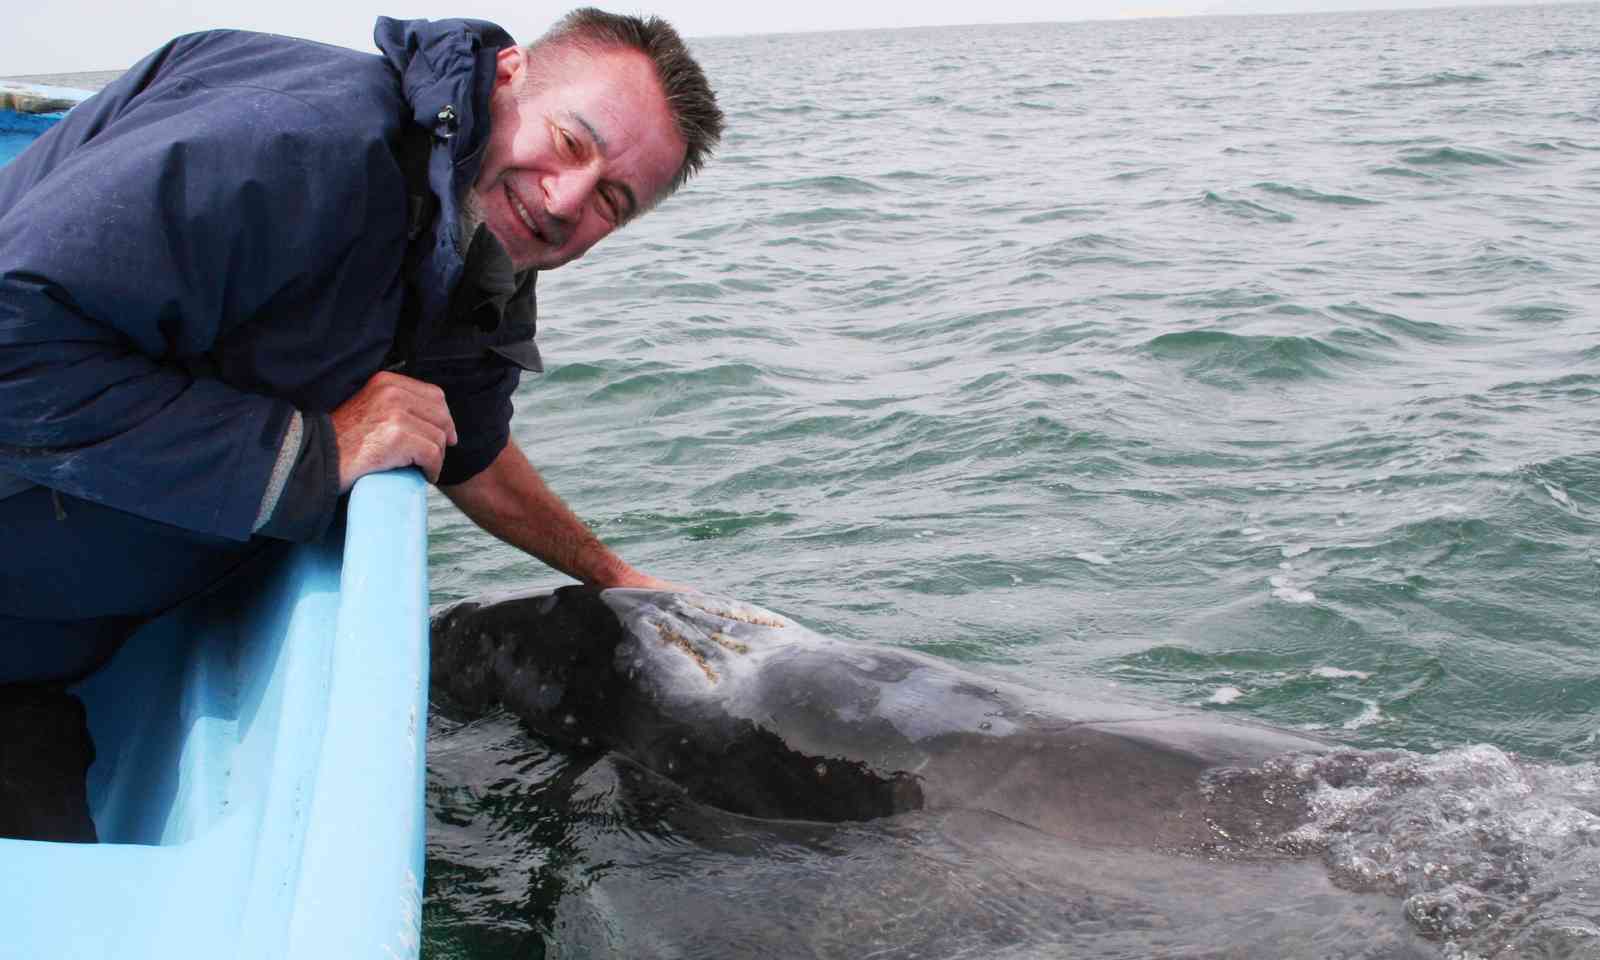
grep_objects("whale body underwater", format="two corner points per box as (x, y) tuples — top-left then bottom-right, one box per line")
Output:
(429, 588), (1459, 957)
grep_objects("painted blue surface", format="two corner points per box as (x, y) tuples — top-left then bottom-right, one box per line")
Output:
(0, 470), (430, 958)
(1, 82), (90, 162)
(0, 109), (65, 136)
(1, 113), (54, 167)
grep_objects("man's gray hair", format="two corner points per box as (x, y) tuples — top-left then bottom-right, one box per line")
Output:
(530, 8), (724, 195)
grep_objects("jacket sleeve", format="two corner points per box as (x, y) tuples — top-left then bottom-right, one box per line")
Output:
(0, 56), (392, 542)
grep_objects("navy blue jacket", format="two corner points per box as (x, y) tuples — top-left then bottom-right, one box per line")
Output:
(0, 18), (539, 545)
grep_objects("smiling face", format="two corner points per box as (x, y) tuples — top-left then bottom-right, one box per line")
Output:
(469, 43), (688, 272)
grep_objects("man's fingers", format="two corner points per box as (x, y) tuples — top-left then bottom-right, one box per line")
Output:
(333, 371), (459, 489)
(366, 372), (457, 445)
(391, 411), (449, 482)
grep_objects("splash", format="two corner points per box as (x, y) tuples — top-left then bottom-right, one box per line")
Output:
(1203, 747), (1600, 956)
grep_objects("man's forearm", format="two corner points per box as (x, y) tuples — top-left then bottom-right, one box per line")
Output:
(440, 440), (652, 588)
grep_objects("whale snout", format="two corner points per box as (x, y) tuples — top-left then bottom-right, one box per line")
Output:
(603, 589), (800, 693)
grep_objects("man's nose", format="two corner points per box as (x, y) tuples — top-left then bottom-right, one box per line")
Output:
(545, 165), (602, 225)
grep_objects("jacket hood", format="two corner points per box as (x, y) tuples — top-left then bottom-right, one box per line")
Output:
(374, 16), (513, 224)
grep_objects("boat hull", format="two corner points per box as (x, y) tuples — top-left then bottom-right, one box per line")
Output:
(0, 471), (430, 959)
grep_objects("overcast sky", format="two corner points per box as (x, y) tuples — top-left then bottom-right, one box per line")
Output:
(3, 0), (1568, 75)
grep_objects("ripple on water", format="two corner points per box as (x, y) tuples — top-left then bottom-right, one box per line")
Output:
(1200, 191), (1296, 223)
(1399, 145), (1525, 168)
(1483, 300), (1576, 325)
(1143, 330), (1369, 386)
(1327, 302), (1463, 344)
(1255, 182), (1382, 206)
(752, 175), (885, 195)
(584, 362), (779, 407)
(1366, 71), (1492, 90)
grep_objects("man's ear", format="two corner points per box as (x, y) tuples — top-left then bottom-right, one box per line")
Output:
(494, 45), (524, 91)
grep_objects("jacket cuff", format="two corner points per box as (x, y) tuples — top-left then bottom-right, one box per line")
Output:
(254, 412), (342, 542)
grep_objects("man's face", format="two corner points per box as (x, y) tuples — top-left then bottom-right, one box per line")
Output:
(470, 43), (687, 272)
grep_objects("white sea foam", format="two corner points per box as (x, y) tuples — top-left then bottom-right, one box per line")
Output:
(1268, 574), (1316, 604)
(1341, 699), (1382, 729)
(1206, 746), (1600, 955)
(1281, 544), (1311, 558)
(1311, 666), (1371, 680)
(1074, 552), (1111, 566)
(1207, 686), (1244, 704)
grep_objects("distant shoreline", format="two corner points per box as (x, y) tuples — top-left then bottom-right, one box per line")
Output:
(0, 71), (121, 92)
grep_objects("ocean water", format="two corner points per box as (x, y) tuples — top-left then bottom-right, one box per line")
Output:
(424, 5), (1600, 956)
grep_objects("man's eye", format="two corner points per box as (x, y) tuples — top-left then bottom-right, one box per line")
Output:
(560, 130), (578, 152)
(600, 191), (619, 223)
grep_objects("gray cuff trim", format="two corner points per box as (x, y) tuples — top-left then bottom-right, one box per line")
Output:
(252, 409), (303, 533)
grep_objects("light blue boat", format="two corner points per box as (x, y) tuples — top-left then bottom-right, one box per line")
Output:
(0, 87), (429, 959)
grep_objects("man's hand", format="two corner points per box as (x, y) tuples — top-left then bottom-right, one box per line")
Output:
(608, 571), (693, 592)
(331, 371), (458, 491)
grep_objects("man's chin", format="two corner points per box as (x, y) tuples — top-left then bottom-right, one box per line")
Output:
(523, 247), (581, 272)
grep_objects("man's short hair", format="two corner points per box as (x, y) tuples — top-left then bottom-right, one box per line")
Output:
(531, 8), (724, 195)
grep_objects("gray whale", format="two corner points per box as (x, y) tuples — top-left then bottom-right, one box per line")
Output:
(430, 586), (1334, 850)
(428, 588), (1461, 957)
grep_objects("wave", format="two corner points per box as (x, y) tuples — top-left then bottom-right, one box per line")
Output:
(1175, 286), (1283, 310)
(1018, 205), (1103, 225)
(1399, 146), (1524, 168)
(1327, 302), (1461, 343)
(752, 175), (884, 195)
(1528, 46), (1594, 60)
(1486, 301), (1576, 325)
(1255, 182), (1381, 206)
(1200, 191), (1295, 223)
(585, 362), (776, 405)
(1011, 81), (1076, 96)
(1107, 166), (1168, 182)
(767, 206), (875, 226)
(651, 281), (726, 301)
(1371, 165), (1435, 180)
(1023, 234), (1155, 271)
(1488, 373), (1600, 402)
(1367, 71), (1490, 90)
(675, 508), (799, 541)
(1143, 329), (1364, 384)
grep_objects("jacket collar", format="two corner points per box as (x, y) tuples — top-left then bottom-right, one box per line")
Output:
(375, 17), (538, 358)
(374, 16), (511, 245)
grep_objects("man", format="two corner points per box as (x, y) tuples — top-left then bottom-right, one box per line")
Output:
(0, 10), (723, 685)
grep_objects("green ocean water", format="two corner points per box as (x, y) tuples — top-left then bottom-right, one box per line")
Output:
(416, 4), (1600, 955)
